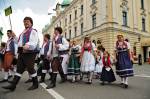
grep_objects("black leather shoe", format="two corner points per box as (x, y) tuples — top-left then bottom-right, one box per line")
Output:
(124, 84), (128, 88)
(0, 79), (8, 83)
(46, 83), (56, 89)
(101, 82), (105, 85)
(86, 82), (92, 84)
(27, 85), (38, 90)
(39, 79), (45, 83)
(25, 79), (32, 83)
(2, 84), (16, 91)
(8, 80), (14, 84)
(59, 79), (66, 84)
(8, 75), (13, 79)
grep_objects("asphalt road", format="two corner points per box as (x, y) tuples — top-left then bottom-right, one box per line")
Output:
(0, 64), (150, 99)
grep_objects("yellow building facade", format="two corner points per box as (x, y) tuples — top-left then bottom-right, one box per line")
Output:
(43, 0), (150, 62)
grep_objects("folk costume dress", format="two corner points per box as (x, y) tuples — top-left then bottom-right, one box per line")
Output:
(80, 42), (95, 73)
(100, 56), (116, 83)
(95, 55), (103, 73)
(68, 45), (81, 75)
(115, 41), (134, 78)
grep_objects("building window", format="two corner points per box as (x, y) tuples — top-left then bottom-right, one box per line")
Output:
(141, 0), (144, 9)
(122, 11), (127, 26)
(92, 14), (96, 28)
(65, 32), (67, 38)
(92, 0), (96, 4)
(142, 18), (146, 31)
(75, 10), (77, 19)
(65, 18), (67, 26)
(81, 5), (83, 15)
(74, 26), (77, 37)
(69, 29), (71, 39)
(69, 14), (72, 23)
(81, 23), (83, 35)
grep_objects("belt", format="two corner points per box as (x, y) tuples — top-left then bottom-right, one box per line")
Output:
(117, 49), (128, 53)
(58, 50), (69, 55)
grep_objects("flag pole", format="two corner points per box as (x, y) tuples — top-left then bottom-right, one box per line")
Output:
(9, 15), (12, 30)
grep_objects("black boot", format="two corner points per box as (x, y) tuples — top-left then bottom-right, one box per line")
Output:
(59, 73), (66, 84)
(49, 73), (52, 80)
(64, 74), (67, 81)
(46, 73), (57, 89)
(28, 77), (39, 90)
(2, 75), (20, 91)
(39, 73), (46, 83)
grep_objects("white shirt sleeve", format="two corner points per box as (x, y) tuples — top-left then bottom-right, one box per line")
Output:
(78, 45), (82, 53)
(125, 41), (131, 50)
(13, 36), (19, 44)
(26, 30), (39, 50)
(58, 37), (69, 51)
(14, 43), (18, 55)
(39, 44), (45, 55)
(47, 41), (52, 56)
(92, 43), (96, 51)
(18, 35), (23, 47)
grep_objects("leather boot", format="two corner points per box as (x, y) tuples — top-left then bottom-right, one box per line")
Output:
(39, 73), (46, 83)
(46, 73), (57, 89)
(28, 76), (39, 90)
(2, 75), (20, 91)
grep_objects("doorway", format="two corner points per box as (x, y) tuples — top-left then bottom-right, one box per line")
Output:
(143, 46), (148, 62)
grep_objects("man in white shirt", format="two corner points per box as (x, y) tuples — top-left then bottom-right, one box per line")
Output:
(46, 27), (69, 89)
(39, 34), (52, 83)
(0, 30), (16, 83)
(2, 17), (39, 91)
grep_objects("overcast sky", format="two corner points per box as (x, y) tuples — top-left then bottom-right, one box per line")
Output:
(0, 0), (63, 43)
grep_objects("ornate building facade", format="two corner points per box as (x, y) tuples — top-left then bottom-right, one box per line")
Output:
(43, 0), (150, 62)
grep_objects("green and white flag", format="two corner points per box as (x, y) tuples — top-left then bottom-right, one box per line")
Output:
(4, 6), (12, 16)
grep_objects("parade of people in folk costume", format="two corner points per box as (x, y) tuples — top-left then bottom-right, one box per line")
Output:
(0, 16), (135, 92)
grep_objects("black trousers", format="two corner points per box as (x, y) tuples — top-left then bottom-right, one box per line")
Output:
(42, 58), (50, 73)
(16, 53), (36, 76)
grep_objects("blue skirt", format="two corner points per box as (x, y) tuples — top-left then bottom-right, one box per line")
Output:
(116, 51), (134, 77)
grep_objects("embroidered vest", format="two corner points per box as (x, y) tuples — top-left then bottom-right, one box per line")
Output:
(8, 38), (15, 55)
(44, 41), (50, 56)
